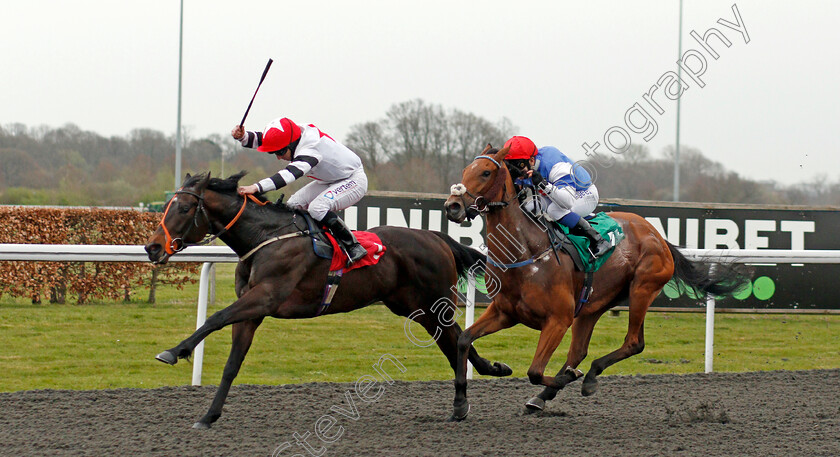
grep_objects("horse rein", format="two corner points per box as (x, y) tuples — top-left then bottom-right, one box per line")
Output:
(452, 155), (564, 269)
(158, 189), (266, 255)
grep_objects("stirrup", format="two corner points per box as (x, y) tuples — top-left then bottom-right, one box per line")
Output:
(589, 240), (611, 258)
(345, 243), (367, 265)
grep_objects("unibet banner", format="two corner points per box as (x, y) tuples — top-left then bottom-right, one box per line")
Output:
(343, 194), (839, 311)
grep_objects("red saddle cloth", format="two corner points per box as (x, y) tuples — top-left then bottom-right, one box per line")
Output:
(325, 231), (386, 272)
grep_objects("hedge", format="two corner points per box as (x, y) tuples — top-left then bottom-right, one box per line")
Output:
(0, 207), (199, 304)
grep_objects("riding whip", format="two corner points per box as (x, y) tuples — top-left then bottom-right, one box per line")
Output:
(239, 58), (273, 127)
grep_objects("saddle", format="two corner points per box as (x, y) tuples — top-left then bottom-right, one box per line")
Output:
(290, 212), (339, 316)
(297, 210), (386, 315)
(533, 212), (623, 316)
(544, 221), (587, 272)
(298, 211), (334, 260)
(542, 213), (623, 273)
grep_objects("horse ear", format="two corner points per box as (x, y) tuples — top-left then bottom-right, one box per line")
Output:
(197, 172), (211, 190)
(178, 172), (192, 187)
(496, 145), (511, 160)
(481, 143), (493, 155)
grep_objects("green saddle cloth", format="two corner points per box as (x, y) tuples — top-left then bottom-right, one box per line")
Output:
(555, 212), (624, 272)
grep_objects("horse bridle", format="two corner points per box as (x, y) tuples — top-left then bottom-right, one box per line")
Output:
(158, 188), (256, 256)
(452, 155), (516, 219)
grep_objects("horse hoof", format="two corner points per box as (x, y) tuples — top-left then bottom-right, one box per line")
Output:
(490, 362), (513, 378)
(192, 421), (211, 430)
(448, 403), (470, 422)
(581, 380), (598, 397)
(494, 362), (513, 377)
(155, 350), (178, 365)
(524, 396), (545, 412)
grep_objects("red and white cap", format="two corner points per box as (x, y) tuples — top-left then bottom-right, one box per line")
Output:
(503, 136), (538, 160)
(257, 117), (302, 153)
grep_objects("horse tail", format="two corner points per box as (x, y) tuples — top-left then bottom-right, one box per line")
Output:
(667, 241), (749, 297)
(433, 231), (485, 278)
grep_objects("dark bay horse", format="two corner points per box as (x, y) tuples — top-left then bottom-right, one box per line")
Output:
(443, 145), (746, 420)
(144, 171), (511, 428)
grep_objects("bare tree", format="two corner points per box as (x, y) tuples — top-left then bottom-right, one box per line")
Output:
(345, 99), (516, 192)
(345, 121), (389, 169)
(1, 120), (835, 206)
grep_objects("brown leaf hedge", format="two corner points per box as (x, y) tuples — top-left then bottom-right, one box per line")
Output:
(0, 207), (199, 304)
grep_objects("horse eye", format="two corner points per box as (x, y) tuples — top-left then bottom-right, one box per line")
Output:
(178, 204), (192, 214)
(482, 170), (492, 177)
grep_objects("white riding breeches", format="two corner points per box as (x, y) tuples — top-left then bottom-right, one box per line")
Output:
(523, 184), (600, 221)
(286, 168), (368, 221)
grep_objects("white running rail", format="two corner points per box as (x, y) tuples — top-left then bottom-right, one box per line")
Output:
(2, 245), (839, 383)
(0, 244), (237, 385)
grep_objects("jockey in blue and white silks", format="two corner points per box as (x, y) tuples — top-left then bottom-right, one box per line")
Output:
(504, 136), (611, 257)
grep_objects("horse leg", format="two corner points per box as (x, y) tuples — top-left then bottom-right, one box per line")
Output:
(193, 317), (263, 429)
(466, 327), (513, 377)
(233, 261), (251, 298)
(526, 311), (603, 411)
(581, 286), (658, 396)
(410, 310), (512, 378)
(386, 295), (512, 378)
(156, 283), (281, 364)
(524, 316), (573, 390)
(451, 304), (513, 421)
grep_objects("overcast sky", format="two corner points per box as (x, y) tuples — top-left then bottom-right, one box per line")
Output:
(2, 1), (838, 186)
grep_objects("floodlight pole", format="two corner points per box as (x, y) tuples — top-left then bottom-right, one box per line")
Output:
(673, 0), (683, 202)
(174, 0), (184, 190)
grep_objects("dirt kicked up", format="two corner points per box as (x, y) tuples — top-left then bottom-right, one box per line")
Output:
(0, 369), (838, 456)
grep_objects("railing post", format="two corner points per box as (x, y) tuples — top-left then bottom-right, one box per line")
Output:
(466, 273), (475, 380)
(192, 262), (213, 386)
(704, 263), (717, 373)
(209, 263), (216, 305)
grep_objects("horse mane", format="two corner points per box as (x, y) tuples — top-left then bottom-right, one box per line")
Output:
(184, 171), (295, 212)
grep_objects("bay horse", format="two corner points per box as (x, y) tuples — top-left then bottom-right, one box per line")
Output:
(443, 145), (746, 420)
(144, 171), (512, 428)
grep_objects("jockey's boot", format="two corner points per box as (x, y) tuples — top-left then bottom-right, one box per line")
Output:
(574, 218), (611, 258)
(321, 211), (367, 266)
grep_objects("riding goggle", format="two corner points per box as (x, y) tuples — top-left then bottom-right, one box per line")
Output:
(506, 159), (531, 171)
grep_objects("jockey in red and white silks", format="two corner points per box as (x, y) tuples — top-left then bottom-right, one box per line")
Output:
(232, 117), (368, 265)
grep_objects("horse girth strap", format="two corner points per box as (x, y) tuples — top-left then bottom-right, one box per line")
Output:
(240, 230), (309, 261)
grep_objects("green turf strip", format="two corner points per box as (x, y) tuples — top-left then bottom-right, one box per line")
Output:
(1, 264), (837, 391)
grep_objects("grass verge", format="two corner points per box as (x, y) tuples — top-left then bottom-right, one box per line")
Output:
(1, 264), (838, 391)
(0, 299), (840, 391)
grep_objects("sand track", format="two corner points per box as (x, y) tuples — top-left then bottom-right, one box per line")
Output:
(1, 369), (838, 456)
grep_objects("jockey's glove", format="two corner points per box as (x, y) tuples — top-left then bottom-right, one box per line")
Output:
(530, 170), (545, 187)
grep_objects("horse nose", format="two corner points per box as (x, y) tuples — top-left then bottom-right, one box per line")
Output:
(445, 201), (462, 213)
(145, 243), (162, 261)
(444, 200), (465, 222)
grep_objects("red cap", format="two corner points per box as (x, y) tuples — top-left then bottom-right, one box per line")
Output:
(257, 118), (301, 153)
(503, 136), (538, 160)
